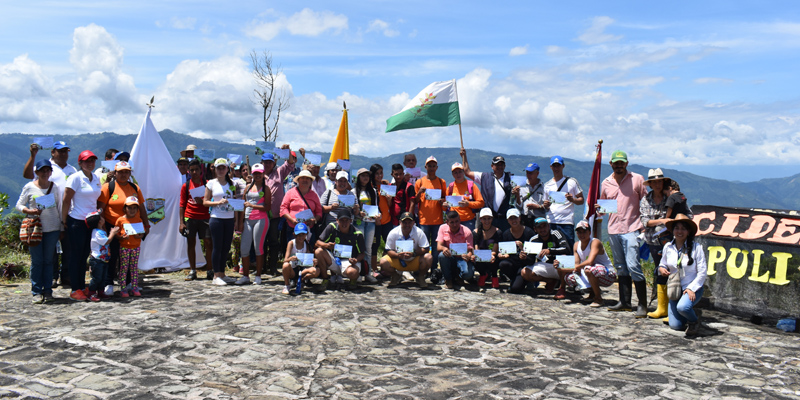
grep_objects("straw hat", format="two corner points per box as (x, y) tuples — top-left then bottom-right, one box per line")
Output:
(644, 168), (671, 187)
(293, 170), (314, 183)
(665, 214), (697, 237)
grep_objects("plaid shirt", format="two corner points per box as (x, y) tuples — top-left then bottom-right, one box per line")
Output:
(639, 191), (667, 245)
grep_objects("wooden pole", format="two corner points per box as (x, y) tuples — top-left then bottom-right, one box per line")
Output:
(458, 123), (464, 149)
(592, 139), (603, 240)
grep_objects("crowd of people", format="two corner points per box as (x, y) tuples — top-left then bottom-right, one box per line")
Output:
(16, 141), (707, 336)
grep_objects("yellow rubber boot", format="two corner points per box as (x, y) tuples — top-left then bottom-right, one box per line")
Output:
(647, 284), (669, 319)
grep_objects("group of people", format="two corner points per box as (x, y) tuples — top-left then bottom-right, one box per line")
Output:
(17, 141), (707, 336)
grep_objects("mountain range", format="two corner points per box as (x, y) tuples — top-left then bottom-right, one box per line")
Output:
(1, 130), (798, 213)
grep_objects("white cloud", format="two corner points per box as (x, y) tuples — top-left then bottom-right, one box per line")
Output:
(694, 77), (734, 84)
(577, 16), (623, 45)
(367, 19), (399, 37)
(246, 8), (348, 41)
(509, 45), (529, 56)
(171, 17), (197, 30)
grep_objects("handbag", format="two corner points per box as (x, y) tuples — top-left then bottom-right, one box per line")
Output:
(19, 182), (53, 247)
(667, 271), (682, 301)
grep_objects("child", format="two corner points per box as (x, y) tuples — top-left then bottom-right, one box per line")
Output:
(281, 222), (318, 295)
(665, 180), (692, 219)
(86, 211), (120, 302)
(116, 196), (145, 297)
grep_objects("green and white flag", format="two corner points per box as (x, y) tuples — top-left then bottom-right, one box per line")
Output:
(385, 79), (461, 133)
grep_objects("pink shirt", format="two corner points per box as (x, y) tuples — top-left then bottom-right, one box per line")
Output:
(600, 171), (647, 235)
(280, 187), (323, 228)
(265, 161), (296, 218)
(436, 224), (474, 250)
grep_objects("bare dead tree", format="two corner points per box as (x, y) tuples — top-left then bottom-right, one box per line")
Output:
(250, 50), (290, 142)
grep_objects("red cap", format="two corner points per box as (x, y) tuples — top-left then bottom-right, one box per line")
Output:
(290, 150), (297, 157)
(78, 150), (97, 161)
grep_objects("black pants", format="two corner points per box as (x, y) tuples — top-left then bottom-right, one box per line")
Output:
(264, 217), (282, 272)
(499, 259), (528, 293)
(475, 261), (498, 277)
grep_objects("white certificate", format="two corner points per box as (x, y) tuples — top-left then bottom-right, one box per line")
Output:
(35, 193), (56, 209)
(254, 141), (275, 155)
(295, 209), (314, 223)
(227, 199), (245, 212)
(334, 244), (353, 259)
(194, 149), (215, 163)
(511, 176), (527, 187)
(498, 241), (518, 255)
(597, 199), (618, 214)
(548, 191), (567, 204)
(555, 255), (575, 269)
(424, 189), (441, 200)
(273, 148), (291, 159)
(227, 154), (243, 165)
(305, 154), (322, 165)
(34, 137), (54, 150)
(296, 253), (314, 267)
(363, 205), (380, 218)
(449, 242), (468, 256)
(189, 186), (206, 199)
(101, 160), (119, 172)
(395, 240), (414, 253)
(474, 249), (493, 262)
(337, 159), (351, 171)
(404, 167), (421, 178)
(380, 185), (397, 197)
(123, 222), (145, 235)
(523, 241), (543, 255)
(445, 195), (463, 208)
(337, 194), (356, 207)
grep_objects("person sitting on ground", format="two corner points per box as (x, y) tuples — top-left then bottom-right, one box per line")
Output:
(498, 209), (535, 294)
(659, 214), (707, 336)
(562, 220), (617, 307)
(525, 217), (572, 297)
(447, 162), (485, 231)
(473, 208), (501, 289)
(437, 210), (475, 290)
(281, 222), (318, 295)
(315, 208), (366, 288)
(379, 211), (432, 288)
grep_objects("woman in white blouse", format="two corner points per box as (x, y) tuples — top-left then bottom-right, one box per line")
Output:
(658, 214), (707, 336)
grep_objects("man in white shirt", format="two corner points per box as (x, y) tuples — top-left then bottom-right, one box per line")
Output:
(379, 212), (432, 288)
(542, 155), (584, 251)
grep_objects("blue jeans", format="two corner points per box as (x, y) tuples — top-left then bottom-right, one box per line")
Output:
(88, 257), (109, 292)
(420, 224), (440, 270)
(30, 231), (59, 296)
(65, 216), (92, 291)
(552, 223), (575, 253)
(669, 287), (704, 330)
(355, 220), (375, 274)
(609, 232), (643, 282)
(438, 252), (474, 282)
(209, 218), (235, 274)
(461, 219), (476, 231)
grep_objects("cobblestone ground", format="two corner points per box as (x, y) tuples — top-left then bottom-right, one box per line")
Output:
(1, 272), (799, 399)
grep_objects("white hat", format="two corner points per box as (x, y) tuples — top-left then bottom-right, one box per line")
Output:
(325, 162), (339, 171)
(293, 170), (314, 183)
(213, 158), (229, 168)
(506, 208), (521, 219)
(335, 171), (349, 181)
(451, 162), (464, 171)
(478, 208), (493, 218)
(425, 156), (437, 165)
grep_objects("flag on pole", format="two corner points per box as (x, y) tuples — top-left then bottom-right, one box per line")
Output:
(329, 108), (350, 163)
(385, 80), (461, 133)
(585, 141), (603, 237)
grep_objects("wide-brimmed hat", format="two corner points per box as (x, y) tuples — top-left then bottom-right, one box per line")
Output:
(293, 170), (314, 183)
(644, 168), (671, 186)
(180, 144), (197, 157)
(665, 214), (697, 237)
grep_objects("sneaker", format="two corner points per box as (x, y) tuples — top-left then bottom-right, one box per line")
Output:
(357, 276), (363, 283)
(403, 271), (415, 281)
(388, 271), (402, 287)
(32, 295), (44, 304)
(88, 294), (101, 302)
(104, 285), (114, 296)
(98, 292), (111, 300)
(221, 276), (236, 284)
(253, 275), (262, 285)
(87, 290), (97, 297)
(70, 290), (88, 302)
(205, 271), (214, 280)
(120, 290), (129, 298)
(131, 289), (141, 297)
(185, 270), (197, 281)
(282, 285), (291, 295)
(365, 274), (378, 284)
(43, 294), (55, 304)
(212, 277), (228, 286)
(234, 276), (250, 285)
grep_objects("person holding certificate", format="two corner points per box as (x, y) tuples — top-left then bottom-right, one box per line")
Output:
(498, 209), (536, 294)
(414, 156), (447, 280)
(521, 218), (572, 296)
(203, 158), (239, 286)
(16, 160), (61, 303)
(513, 162), (546, 229)
(320, 171), (355, 225)
(114, 196), (146, 297)
(437, 211), (475, 289)
(237, 163), (273, 285)
(562, 220), (616, 307)
(315, 208), (366, 288)
(280, 170), (323, 236)
(352, 168), (380, 283)
(379, 212), (432, 288)
(473, 208), (502, 289)
(447, 162), (485, 231)
(180, 159), (213, 281)
(371, 164), (394, 279)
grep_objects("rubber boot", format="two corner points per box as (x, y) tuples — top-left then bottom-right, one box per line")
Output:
(608, 276), (633, 311)
(491, 277), (500, 289)
(633, 280), (649, 318)
(478, 275), (487, 287)
(647, 284), (669, 319)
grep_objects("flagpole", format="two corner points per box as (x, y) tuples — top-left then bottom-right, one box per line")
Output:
(592, 139), (603, 240)
(453, 79), (464, 148)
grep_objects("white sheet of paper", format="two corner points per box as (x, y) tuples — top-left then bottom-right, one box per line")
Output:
(305, 153), (322, 165)
(598, 199), (618, 214)
(101, 160), (119, 172)
(575, 269), (591, 289)
(194, 149), (215, 163)
(498, 241), (518, 255)
(474, 249), (493, 262)
(511, 176), (527, 187)
(35, 193), (56, 209)
(363, 205), (380, 218)
(254, 141), (275, 155)
(295, 208), (314, 222)
(227, 199), (245, 211)
(337, 194), (356, 207)
(123, 222), (145, 236)
(404, 167), (421, 178)
(445, 195), (463, 208)
(296, 253), (314, 267)
(34, 137), (54, 150)
(549, 191), (567, 204)
(189, 186), (206, 198)
(380, 185), (397, 197)
(555, 255), (575, 269)
(273, 148), (291, 159)
(449, 242), (468, 256)
(395, 240), (414, 253)
(337, 159), (351, 170)
(425, 189), (441, 200)
(227, 154), (243, 165)
(523, 241), (543, 255)
(334, 244), (353, 259)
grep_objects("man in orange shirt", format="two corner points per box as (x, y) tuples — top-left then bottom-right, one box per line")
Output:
(414, 156), (447, 274)
(448, 162), (484, 231)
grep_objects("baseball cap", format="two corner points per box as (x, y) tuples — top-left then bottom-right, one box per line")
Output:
(451, 162), (464, 171)
(124, 196), (139, 206)
(492, 156), (505, 165)
(115, 161), (132, 171)
(399, 211), (414, 222)
(213, 158), (229, 168)
(425, 156), (437, 165)
(294, 222), (309, 235)
(610, 150), (628, 163)
(506, 208), (520, 219)
(325, 162), (339, 171)
(53, 141), (69, 150)
(261, 153), (275, 162)
(575, 220), (591, 231)
(338, 208), (353, 220)
(177, 157), (190, 164)
(550, 156), (564, 165)
(114, 151), (130, 160)
(335, 171), (349, 181)
(78, 150), (97, 161)
(534, 217), (548, 226)
(251, 163), (265, 174)
(478, 208), (493, 219)
(524, 162), (540, 172)
(34, 160), (52, 172)
(290, 150), (297, 158)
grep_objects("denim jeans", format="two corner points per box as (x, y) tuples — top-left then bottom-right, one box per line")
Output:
(420, 224), (440, 270)
(355, 220), (375, 274)
(65, 216), (92, 291)
(609, 232), (643, 282)
(438, 253), (474, 282)
(30, 231), (59, 296)
(668, 286), (704, 330)
(88, 257), (109, 292)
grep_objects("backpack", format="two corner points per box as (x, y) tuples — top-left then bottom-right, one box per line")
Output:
(108, 177), (139, 201)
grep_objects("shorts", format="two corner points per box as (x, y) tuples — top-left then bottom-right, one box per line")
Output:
(186, 218), (211, 240)
(565, 265), (617, 288)
(381, 255), (420, 272)
(526, 261), (559, 279)
(326, 250), (361, 275)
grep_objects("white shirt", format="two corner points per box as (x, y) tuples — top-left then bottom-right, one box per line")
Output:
(42, 158), (78, 197)
(660, 240), (707, 293)
(473, 172), (505, 212)
(206, 179), (235, 219)
(544, 177), (583, 225)
(385, 225), (430, 252)
(65, 171), (102, 220)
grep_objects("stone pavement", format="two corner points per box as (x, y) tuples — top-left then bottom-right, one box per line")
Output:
(1, 273), (799, 399)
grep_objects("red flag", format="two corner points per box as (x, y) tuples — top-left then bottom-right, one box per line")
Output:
(585, 141), (603, 228)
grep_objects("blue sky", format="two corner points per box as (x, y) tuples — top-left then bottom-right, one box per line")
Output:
(2, 1), (800, 181)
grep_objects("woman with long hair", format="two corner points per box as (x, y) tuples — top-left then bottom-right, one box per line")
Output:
(370, 164), (392, 280)
(238, 163), (272, 285)
(203, 158), (239, 286)
(353, 168), (379, 283)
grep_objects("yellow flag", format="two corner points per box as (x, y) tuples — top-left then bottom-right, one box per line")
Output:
(329, 109), (349, 162)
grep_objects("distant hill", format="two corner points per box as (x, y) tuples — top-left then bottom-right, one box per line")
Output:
(1, 131), (798, 213)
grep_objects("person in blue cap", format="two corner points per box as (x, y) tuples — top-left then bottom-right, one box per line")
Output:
(542, 155), (584, 251)
(513, 162), (546, 229)
(280, 222), (318, 295)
